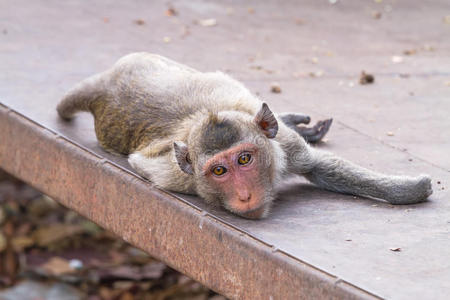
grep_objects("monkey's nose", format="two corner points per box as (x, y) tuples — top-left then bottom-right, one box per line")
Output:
(238, 192), (251, 202)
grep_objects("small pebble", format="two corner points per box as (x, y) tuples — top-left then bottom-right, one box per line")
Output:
(444, 15), (450, 24)
(372, 11), (382, 19)
(270, 83), (282, 93)
(386, 131), (394, 136)
(198, 19), (217, 27)
(134, 19), (145, 25)
(423, 44), (435, 51)
(309, 70), (324, 77)
(391, 56), (404, 64)
(403, 49), (416, 55)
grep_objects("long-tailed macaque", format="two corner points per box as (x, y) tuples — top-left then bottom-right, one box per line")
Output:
(57, 53), (432, 219)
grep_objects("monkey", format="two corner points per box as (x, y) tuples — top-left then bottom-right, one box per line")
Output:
(56, 53), (432, 219)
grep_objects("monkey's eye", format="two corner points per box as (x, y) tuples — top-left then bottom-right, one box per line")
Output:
(238, 153), (252, 165)
(212, 166), (227, 176)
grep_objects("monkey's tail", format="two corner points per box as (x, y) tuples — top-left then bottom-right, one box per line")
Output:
(57, 72), (107, 120)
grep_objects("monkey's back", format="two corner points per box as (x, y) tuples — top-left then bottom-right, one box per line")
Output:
(73, 53), (262, 154)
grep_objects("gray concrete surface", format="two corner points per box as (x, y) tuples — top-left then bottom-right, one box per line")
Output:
(1, 0), (449, 299)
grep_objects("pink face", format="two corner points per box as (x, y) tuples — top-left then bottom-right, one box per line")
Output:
(202, 143), (268, 218)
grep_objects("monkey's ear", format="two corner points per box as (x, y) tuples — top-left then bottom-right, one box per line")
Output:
(254, 103), (278, 138)
(173, 141), (194, 175)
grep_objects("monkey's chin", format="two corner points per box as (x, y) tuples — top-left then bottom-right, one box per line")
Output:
(236, 204), (268, 220)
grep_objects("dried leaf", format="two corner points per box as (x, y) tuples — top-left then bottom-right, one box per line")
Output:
(359, 71), (375, 85)
(0, 232), (6, 252)
(41, 257), (76, 276)
(11, 236), (34, 251)
(141, 262), (166, 279)
(5, 247), (18, 281)
(113, 280), (135, 290)
(33, 225), (84, 247)
(0, 207), (5, 224)
(165, 7), (177, 17)
(120, 291), (134, 300)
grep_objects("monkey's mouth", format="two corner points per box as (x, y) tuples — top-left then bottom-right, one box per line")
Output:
(237, 204), (266, 220)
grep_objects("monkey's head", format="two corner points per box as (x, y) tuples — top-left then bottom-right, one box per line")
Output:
(174, 103), (283, 219)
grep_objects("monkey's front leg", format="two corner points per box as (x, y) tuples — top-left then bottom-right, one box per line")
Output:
(286, 137), (433, 204)
(128, 149), (197, 195)
(279, 113), (332, 143)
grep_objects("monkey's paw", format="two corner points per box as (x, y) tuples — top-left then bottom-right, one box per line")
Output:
(297, 118), (333, 143)
(279, 113), (311, 126)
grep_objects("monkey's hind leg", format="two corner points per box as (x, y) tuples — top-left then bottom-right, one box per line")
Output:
(279, 113), (333, 143)
(57, 72), (107, 120)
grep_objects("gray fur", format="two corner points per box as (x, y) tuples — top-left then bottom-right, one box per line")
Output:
(57, 52), (433, 218)
(279, 113), (311, 125)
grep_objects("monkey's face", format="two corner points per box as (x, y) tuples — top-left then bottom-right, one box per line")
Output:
(198, 142), (275, 219)
(173, 103), (279, 219)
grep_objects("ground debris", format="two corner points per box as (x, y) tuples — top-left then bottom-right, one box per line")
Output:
(165, 5), (178, 17)
(391, 56), (404, 64)
(0, 173), (219, 299)
(359, 71), (375, 85)
(270, 82), (282, 93)
(41, 257), (76, 276)
(389, 247), (401, 252)
(372, 11), (382, 19)
(134, 19), (145, 26)
(444, 15), (450, 24)
(403, 49), (417, 55)
(0, 280), (84, 300)
(196, 19), (217, 27)
(309, 70), (324, 78)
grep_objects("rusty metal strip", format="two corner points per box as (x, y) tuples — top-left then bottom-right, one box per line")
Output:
(0, 103), (380, 300)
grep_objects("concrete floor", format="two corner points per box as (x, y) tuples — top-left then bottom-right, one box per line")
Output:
(1, 0), (449, 298)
